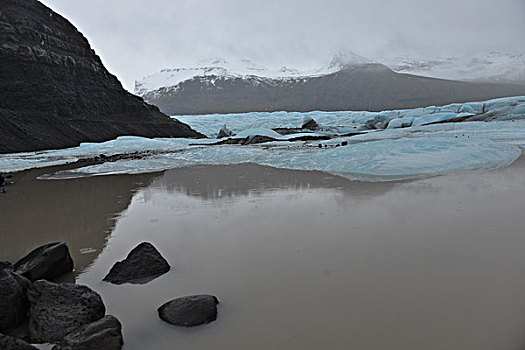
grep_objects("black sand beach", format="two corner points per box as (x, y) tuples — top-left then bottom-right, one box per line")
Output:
(2, 158), (525, 349)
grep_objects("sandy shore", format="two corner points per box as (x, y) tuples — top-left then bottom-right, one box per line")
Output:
(2, 158), (525, 349)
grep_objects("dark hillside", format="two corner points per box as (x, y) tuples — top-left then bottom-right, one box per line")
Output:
(0, 0), (203, 153)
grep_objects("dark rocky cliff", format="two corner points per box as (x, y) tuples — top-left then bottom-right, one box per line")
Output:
(0, 0), (203, 154)
(143, 64), (525, 115)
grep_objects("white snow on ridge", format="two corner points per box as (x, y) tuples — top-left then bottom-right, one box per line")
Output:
(135, 50), (525, 97)
(381, 51), (525, 84)
(134, 52), (372, 96)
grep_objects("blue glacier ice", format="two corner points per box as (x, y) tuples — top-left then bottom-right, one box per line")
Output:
(234, 128), (283, 139)
(41, 134), (521, 181)
(176, 96), (525, 137)
(1, 96), (524, 182)
(410, 112), (473, 126)
(386, 117), (415, 129)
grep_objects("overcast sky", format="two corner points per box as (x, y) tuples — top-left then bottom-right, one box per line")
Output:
(40, 0), (525, 92)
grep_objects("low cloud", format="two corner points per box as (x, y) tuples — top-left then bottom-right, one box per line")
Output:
(41, 0), (525, 91)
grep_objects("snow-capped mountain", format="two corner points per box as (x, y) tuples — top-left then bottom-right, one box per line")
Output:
(380, 52), (525, 85)
(134, 50), (525, 115)
(327, 50), (372, 70)
(134, 57), (345, 97)
(135, 50), (525, 99)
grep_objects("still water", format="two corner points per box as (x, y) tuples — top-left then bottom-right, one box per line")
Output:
(2, 161), (525, 349)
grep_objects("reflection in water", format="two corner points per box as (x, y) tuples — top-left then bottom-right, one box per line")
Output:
(3, 160), (525, 350)
(150, 163), (397, 200)
(0, 164), (160, 277)
(72, 159), (525, 350)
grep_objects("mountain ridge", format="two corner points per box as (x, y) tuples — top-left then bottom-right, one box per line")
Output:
(136, 57), (525, 115)
(0, 0), (203, 154)
(135, 50), (525, 99)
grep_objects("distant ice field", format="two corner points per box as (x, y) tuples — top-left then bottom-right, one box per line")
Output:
(1, 96), (524, 182)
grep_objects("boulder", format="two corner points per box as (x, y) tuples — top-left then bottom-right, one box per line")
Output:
(209, 135), (277, 146)
(27, 280), (105, 343)
(53, 315), (123, 350)
(217, 124), (234, 138)
(301, 116), (319, 130)
(0, 333), (37, 350)
(103, 242), (170, 285)
(0, 262), (31, 332)
(1, 318), (29, 344)
(158, 295), (219, 327)
(15, 242), (74, 282)
(241, 135), (277, 145)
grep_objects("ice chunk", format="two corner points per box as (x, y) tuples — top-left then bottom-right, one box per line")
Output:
(301, 115), (319, 129)
(0, 136), (195, 172)
(485, 96), (525, 111)
(234, 128), (282, 139)
(459, 102), (484, 114)
(411, 113), (473, 126)
(436, 103), (464, 113)
(258, 137), (520, 180)
(387, 117), (415, 129)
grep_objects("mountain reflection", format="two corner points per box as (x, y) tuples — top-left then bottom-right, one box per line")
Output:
(0, 164), (160, 278)
(0, 163), (399, 280)
(150, 163), (397, 200)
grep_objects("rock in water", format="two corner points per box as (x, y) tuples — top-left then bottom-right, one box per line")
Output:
(0, 262), (31, 332)
(0, 333), (37, 350)
(158, 295), (219, 327)
(53, 315), (123, 350)
(14, 242), (74, 282)
(0, 0), (203, 154)
(27, 280), (105, 343)
(217, 124), (233, 138)
(103, 242), (170, 285)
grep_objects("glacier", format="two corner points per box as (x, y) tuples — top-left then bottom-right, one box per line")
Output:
(1, 96), (524, 182)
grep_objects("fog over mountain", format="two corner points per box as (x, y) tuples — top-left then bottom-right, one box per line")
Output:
(40, 0), (525, 92)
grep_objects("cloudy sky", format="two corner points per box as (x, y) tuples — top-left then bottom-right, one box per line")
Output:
(40, 0), (525, 92)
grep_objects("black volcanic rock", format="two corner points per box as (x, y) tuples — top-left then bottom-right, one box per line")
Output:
(14, 242), (73, 282)
(0, 333), (37, 350)
(209, 135), (277, 146)
(103, 242), (170, 285)
(301, 116), (319, 130)
(0, 0), (203, 154)
(217, 124), (233, 138)
(0, 262), (31, 332)
(27, 280), (105, 343)
(142, 64), (525, 115)
(53, 315), (123, 350)
(158, 295), (219, 327)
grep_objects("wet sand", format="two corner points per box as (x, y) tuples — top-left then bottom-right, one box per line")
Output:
(2, 159), (525, 349)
